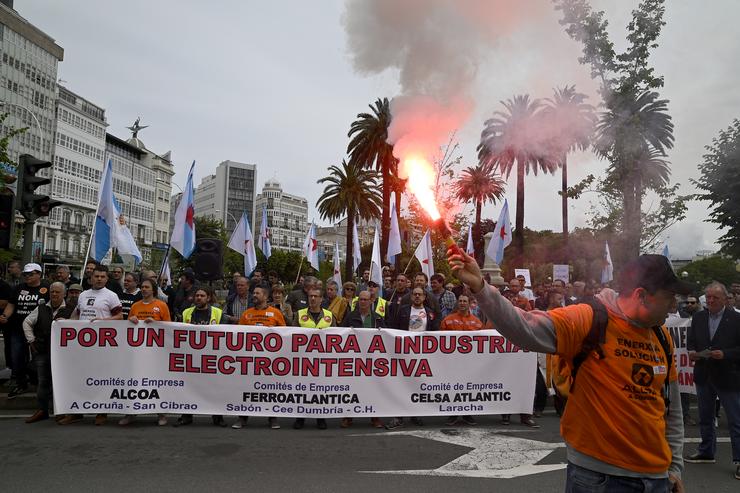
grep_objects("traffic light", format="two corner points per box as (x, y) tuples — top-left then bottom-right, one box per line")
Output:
(0, 193), (13, 249)
(16, 154), (60, 218)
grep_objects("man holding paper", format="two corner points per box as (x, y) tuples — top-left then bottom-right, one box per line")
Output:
(685, 282), (740, 480)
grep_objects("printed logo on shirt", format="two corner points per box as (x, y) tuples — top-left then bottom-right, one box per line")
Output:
(39, 287), (48, 295)
(87, 298), (96, 306)
(631, 364), (654, 387)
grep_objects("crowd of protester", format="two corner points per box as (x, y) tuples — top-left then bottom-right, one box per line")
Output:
(1, 257), (738, 478)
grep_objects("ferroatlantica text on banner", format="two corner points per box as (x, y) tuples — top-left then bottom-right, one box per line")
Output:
(51, 321), (536, 417)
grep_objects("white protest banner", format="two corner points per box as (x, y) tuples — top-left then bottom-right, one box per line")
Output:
(514, 269), (532, 287)
(665, 316), (695, 394)
(553, 265), (570, 284)
(51, 322), (536, 418)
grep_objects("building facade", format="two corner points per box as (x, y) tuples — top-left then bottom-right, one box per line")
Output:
(254, 179), (308, 254)
(41, 86), (106, 265)
(0, 2), (63, 164)
(193, 160), (257, 232)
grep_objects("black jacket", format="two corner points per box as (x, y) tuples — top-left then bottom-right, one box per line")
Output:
(34, 302), (75, 353)
(687, 308), (740, 390)
(341, 308), (383, 328)
(395, 304), (439, 332)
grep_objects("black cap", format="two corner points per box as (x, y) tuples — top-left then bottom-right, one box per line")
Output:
(618, 254), (692, 295)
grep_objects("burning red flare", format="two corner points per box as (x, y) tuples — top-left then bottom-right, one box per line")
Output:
(402, 155), (441, 221)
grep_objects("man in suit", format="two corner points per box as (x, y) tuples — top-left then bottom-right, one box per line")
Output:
(685, 281), (740, 480)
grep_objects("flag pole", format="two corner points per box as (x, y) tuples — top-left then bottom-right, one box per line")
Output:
(80, 165), (108, 280)
(294, 257), (304, 285)
(158, 244), (171, 282)
(387, 238), (420, 304)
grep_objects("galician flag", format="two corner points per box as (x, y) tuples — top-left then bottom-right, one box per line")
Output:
(466, 223), (475, 255)
(486, 199), (511, 265)
(352, 219), (361, 273)
(332, 241), (342, 287)
(228, 211), (257, 276)
(662, 243), (673, 270)
(170, 161), (196, 258)
(369, 223), (384, 289)
(259, 205), (271, 259)
(387, 192), (402, 264)
(601, 241), (614, 284)
(413, 229), (434, 287)
(303, 222), (319, 271)
(90, 159), (142, 264)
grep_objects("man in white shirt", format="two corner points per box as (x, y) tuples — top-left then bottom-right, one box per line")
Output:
(73, 265), (123, 322)
(59, 264), (123, 426)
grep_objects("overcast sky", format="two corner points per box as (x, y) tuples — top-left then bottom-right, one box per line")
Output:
(20, 0), (740, 259)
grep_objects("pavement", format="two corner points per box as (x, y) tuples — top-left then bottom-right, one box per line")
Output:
(0, 407), (738, 492)
(1, 336), (738, 491)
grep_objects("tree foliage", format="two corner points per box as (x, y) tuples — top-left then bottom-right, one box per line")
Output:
(568, 172), (690, 261)
(316, 160), (382, 280)
(478, 94), (558, 262)
(555, 0), (674, 263)
(454, 163), (505, 266)
(347, 98), (400, 258)
(680, 256), (740, 294)
(693, 119), (740, 257)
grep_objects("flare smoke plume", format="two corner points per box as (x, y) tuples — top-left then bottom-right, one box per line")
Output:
(343, 0), (552, 182)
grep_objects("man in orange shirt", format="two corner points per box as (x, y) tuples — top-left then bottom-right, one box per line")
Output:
(439, 294), (482, 331)
(448, 251), (687, 492)
(440, 293), (482, 426)
(234, 285), (285, 430)
(238, 286), (286, 327)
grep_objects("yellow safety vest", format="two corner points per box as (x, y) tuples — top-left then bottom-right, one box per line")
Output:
(351, 296), (387, 317)
(297, 308), (333, 329)
(182, 306), (223, 325)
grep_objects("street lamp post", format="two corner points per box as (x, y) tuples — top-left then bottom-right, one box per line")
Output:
(216, 209), (238, 230)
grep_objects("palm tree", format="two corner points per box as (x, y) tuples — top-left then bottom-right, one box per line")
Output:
(543, 86), (596, 243)
(478, 95), (558, 260)
(454, 164), (506, 266)
(316, 160), (382, 280)
(594, 89), (674, 260)
(347, 98), (397, 259)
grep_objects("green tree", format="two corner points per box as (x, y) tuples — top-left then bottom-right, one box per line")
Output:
(594, 89), (674, 261)
(478, 95), (558, 262)
(567, 171), (689, 256)
(692, 119), (740, 257)
(543, 85), (596, 245)
(316, 160), (382, 280)
(680, 256), (740, 294)
(347, 98), (398, 259)
(453, 164), (506, 266)
(555, 0), (674, 263)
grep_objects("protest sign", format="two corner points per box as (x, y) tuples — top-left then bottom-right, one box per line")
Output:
(553, 265), (569, 284)
(665, 316), (695, 394)
(52, 322), (537, 417)
(514, 269), (531, 287)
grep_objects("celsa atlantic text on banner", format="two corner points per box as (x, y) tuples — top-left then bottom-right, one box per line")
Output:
(51, 322), (536, 418)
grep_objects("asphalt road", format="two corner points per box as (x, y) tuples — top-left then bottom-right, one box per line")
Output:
(1, 410), (737, 492)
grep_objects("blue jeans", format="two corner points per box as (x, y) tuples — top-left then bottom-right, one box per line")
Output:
(695, 381), (740, 462)
(565, 463), (670, 492)
(33, 351), (52, 413)
(6, 327), (29, 387)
